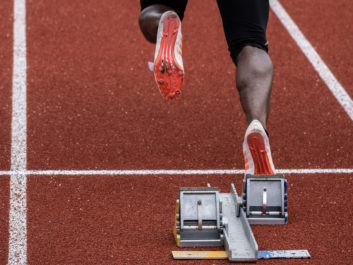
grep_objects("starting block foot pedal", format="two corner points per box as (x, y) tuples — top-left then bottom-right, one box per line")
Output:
(242, 174), (288, 225)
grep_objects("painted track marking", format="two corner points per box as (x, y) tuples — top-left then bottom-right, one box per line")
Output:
(9, 0), (27, 264)
(0, 169), (353, 176)
(270, 0), (353, 120)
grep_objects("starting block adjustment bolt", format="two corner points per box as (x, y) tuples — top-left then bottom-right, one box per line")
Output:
(197, 200), (202, 230)
(262, 188), (267, 215)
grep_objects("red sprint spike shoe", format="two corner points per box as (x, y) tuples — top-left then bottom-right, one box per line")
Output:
(153, 11), (184, 101)
(243, 120), (276, 175)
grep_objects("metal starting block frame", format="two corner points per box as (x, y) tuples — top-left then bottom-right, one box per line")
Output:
(173, 174), (310, 263)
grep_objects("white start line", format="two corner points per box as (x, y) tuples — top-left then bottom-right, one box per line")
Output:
(1, 169), (353, 176)
(6, 0), (353, 264)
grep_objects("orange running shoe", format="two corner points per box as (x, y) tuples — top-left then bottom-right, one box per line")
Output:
(153, 11), (184, 101)
(243, 120), (276, 175)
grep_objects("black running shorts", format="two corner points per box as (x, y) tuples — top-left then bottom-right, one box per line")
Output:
(140, 0), (269, 63)
(140, 0), (188, 21)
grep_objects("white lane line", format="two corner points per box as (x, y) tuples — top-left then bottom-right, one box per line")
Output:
(270, 0), (353, 120)
(9, 0), (27, 264)
(11, 0), (27, 172)
(0, 169), (353, 175)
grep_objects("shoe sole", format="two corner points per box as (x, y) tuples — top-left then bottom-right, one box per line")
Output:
(247, 132), (274, 175)
(154, 14), (184, 101)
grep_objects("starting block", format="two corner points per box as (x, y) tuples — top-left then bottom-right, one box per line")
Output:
(173, 174), (310, 263)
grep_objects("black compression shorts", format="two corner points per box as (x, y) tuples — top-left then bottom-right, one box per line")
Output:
(140, 0), (188, 21)
(140, 0), (269, 64)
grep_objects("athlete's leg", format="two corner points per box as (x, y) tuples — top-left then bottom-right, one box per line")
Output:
(217, 0), (275, 174)
(237, 47), (275, 174)
(139, 4), (174, 43)
(235, 46), (273, 129)
(216, 0), (272, 129)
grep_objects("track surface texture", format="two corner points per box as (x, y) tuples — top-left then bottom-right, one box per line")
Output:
(26, 0), (353, 170)
(0, 1), (13, 261)
(0, 0), (353, 264)
(0, 176), (10, 264)
(0, 1), (13, 171)
(280, 0), (353, 97)
(27, 174), (353, 264)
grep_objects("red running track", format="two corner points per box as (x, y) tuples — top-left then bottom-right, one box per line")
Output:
(280, 0), (353, 98)
(1, 0), (353, 263)
(25, 0), (353, 171)
(0, 0), (13, 171)
(0, 176), (10, 264)
(0, 1), (13, 262)
(27, 174), (353, 264)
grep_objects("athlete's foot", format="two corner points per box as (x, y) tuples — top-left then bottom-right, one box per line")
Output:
(153, 11), (184, 101)
(243, 120), (276, 175)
